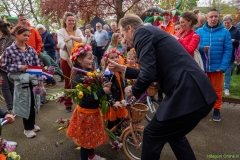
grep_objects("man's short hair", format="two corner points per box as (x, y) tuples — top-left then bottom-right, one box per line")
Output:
(223, 14), (233, 22)
(86, 24), (91, 28)
(119, 14), (143, 31)
(208, 8), (218, 13)
(103, 24), (110, 30)
(96, 22), (102, 26)
(18, 13), (26, 18)
(36, 24), (46, 30)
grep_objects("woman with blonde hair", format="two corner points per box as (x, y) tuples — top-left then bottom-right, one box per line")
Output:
(57, 12), (85, 112)
(108, 33), (123, 53)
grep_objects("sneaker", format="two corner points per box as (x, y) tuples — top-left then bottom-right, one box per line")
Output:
(24, 130), (36, 138)
(65, 108), (72, 113)
(88, 155), (106, 160)
(224, 89), (230, 96)
(34, 125), (40, 132)
(213, 109), (221, 122)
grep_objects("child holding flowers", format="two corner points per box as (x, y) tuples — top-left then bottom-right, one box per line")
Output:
(102, 48), (128, 130)
(66, 43), (111, 160)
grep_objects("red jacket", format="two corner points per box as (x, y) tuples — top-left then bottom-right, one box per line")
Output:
(175, 30), (200, 57)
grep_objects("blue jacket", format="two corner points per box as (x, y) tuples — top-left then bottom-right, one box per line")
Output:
(196, 22), (232, 72)
(41, 31), (55, 56)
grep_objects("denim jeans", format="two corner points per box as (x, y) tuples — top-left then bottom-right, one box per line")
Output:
(224, 62), (237, 90)
(0, 70), (14, 110)
(95, 47), (105, 66)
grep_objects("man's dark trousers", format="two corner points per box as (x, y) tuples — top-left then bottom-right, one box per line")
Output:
(141, 102), (215, 160)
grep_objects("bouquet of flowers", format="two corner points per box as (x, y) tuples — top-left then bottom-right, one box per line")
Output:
(62, 70), (109, 114)
(0, 118), (20, 160)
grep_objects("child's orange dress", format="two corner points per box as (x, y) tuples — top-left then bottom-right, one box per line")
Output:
(104, 72), (128, 121)
(67, 105), (107, 149)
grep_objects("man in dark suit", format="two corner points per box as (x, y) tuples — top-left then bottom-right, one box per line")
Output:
(108, 14), (218, 160)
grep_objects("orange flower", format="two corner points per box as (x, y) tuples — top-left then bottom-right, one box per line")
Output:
(0, 154), (6, 160)
(71, 43), (85, 54)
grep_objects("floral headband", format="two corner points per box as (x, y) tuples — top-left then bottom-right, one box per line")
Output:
(101, 48), (121, 61)
(70, 43), (92, 61)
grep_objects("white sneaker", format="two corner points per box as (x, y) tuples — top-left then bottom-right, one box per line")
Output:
(34, 125), (40, 132)
(89, 155), (106, 160)
(24, 130), (36, 138)
(224, 89), (230, 96)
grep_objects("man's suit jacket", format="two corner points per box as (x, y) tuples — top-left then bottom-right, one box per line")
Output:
(125, 26), (218, 121)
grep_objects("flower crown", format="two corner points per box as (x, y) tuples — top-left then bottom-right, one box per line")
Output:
(101, 48), (121, 61)
(70, 43), (92, 61)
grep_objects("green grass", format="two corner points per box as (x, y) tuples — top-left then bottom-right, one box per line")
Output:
(224, 68), (240, 99)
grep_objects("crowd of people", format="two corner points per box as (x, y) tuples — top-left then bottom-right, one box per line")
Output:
(0, 7), (239, 160)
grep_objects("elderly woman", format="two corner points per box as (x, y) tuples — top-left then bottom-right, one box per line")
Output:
(222, 15), (240, 96)
(0, 20), (15, 113)
(57, 12), (85, 112)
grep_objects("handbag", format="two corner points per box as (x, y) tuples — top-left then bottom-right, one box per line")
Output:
(194, 49), (204, 71)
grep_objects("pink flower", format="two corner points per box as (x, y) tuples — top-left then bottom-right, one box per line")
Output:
(48, 66), (55, 73)
(57, 96), (66, 103)
(32, 86), (41, 95)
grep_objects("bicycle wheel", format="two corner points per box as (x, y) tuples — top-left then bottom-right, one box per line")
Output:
(145, 99), (159, 122)
(122, 128), (144, 160)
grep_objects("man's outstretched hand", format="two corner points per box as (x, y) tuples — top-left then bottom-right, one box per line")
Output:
(108, 59), (126, 73)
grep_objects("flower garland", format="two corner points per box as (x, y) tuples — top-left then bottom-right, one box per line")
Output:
(70, 43), (92, 61)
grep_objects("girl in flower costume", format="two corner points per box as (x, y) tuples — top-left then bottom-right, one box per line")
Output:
(66, 43), (111, 160)
(102, 48), (128, 130)
(125, 48), (139, 85)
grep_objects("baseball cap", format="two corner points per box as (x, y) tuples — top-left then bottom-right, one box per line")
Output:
(162, 11), (170, 16)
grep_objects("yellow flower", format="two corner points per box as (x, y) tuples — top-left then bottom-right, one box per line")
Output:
(87, 72), (94, 77)
(87, 86), (91, 91)
(78, 91), (84, 98)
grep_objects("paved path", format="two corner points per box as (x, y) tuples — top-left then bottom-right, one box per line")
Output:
(1, 81), (240, 160)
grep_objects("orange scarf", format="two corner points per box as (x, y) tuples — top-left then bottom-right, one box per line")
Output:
(125, 63), (139, 69)
(114, 72), (124, 100)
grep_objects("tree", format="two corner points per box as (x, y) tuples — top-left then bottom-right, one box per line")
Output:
(41, 0), (155, 25)
(182, 0), (199, 10)
(0, 0), (42, 24)
(199, 0), (237, 14)
(157, 0), (198, 10)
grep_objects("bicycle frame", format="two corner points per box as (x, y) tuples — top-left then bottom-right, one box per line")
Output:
(120, 122), (144, 148)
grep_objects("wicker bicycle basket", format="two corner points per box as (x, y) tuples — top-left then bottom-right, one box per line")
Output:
(130, 103), (149, 123)
(147, 85), (158, 96)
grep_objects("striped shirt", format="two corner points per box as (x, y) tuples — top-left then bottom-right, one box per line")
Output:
(1, 42), (40, 73)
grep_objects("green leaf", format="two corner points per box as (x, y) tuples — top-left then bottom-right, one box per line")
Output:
(101, 100), (108, 115)
(93, 92), (98, 100)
